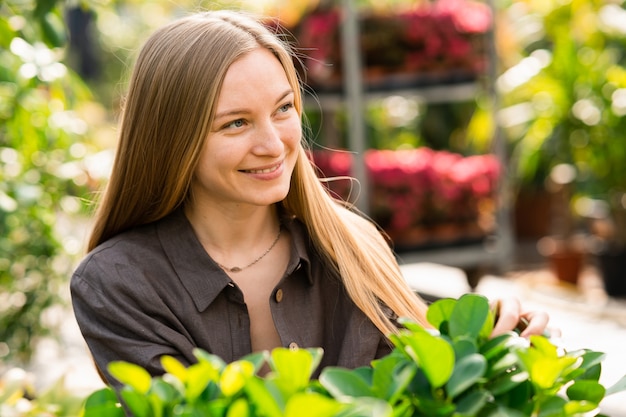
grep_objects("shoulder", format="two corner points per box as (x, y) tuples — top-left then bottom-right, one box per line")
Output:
(74, 223), (161, 277)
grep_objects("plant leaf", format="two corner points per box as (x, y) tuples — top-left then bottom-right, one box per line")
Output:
(399, 330), (454, 388)
(108, 361), (152, 395)
(334, 397), (393, 417)
(284, 392), (343, 417)
(244, 377), (283, 417)
(449, 294), (490, 340)
(371, 354), (415, 402)
(220, 361), (255, 397)
(226, 397), (250, 417)
(319, 367), (374, 399)
(426, 298), (457, 332)
(446, 353), (487, 398)
(186, 361), (218, 402)
(268, 347), (320, 395)
(454, 389), (492, 416)
(83, 388), (125, 417)
(161, 355), (188, 384)
(566, 380), (605, 404)
(120, 387), (151, 417)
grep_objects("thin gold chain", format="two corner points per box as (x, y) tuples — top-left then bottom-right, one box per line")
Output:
(217, 227), (282, 273)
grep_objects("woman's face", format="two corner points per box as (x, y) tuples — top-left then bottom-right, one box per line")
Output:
(190, 47), (301, 210)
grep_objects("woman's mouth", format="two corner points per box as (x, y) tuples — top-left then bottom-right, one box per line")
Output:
(241, 162), (282, 174)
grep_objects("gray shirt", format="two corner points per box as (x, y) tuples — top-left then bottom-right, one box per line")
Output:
(70, 209), (393, 387)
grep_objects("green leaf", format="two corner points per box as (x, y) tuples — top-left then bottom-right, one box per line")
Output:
(33, 0), (58, 18)
(151, 378), (180, 403)
(454, 389), (492, 416)
(162, 355), (189, 384)
(83, 388), (125, 417)
(226, 397), (250, 417)
(240, 351), (267, 373)
(84, 388), (119, 408)
(186, 361), (219, 402)
(120, 387), (152, 417)
(536, 394), (567, 416)
(371, 354), (415, 402)
(483, 405), (527, 417)
(334, 397), (393, 417)
(268, 347), (321, 395)
(220, 361), (255, 397)
(566, 380), (605, 404)
(39, 12), (66, 48)
(563, 400), (600, 415)
(517, 337), (580, 390)
(426, 298), (457, 332)
(446, 354), (487, 399)
(480, 333), (514, 360)
(449, 294), (490, 340)
(108, 361), (152, 395)
(284, 392), (343, 417)
(487, 352), (520, 378)
(488, 369), (529, 396)
(244, 377), (283, 417)
(319, 367), (374, 399)
(194, 349), (227, 371)
(398, 330), (455, 388)
(453, 337), (478, 360)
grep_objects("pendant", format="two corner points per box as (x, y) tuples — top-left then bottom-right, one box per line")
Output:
(228, 267), (242, 273)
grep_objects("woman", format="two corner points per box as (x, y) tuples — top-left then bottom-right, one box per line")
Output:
(71, 9), (549, 388)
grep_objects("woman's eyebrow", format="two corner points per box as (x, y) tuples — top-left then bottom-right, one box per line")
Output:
(213, 89), (294, 121)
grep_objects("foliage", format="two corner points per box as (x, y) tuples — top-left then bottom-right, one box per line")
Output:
(0, 367), (85, 417)
(82, 294), (626, 417)
(0, 0), (97, 364)
(499, 0), (626, 204)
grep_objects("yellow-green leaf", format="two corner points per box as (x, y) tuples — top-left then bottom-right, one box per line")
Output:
(108, 362), (152, 395)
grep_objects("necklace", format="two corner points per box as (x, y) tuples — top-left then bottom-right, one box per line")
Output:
(217, 227), (282, 273)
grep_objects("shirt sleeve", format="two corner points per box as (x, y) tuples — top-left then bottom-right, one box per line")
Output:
(70, 255), (193, 388)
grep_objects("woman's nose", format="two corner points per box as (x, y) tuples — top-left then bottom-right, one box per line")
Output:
(253, 120), (284, 155)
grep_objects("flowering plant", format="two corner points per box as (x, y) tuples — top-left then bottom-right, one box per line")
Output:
(312, 148), (501, 248)
(289, 0), (492, 90)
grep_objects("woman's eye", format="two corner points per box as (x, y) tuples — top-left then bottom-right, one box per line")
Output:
(225, 119), (245, 129)
(278, 102), (294, 113)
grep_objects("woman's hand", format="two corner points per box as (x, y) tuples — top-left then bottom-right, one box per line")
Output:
(490, 297), (558, 338)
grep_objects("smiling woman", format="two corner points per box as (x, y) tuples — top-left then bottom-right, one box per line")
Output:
(69, 9), (553, 389)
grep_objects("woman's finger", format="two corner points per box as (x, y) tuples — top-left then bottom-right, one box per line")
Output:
(490, 297), (522, 337)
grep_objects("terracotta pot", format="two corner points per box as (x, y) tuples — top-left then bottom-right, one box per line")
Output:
(548, 249), (585, 285)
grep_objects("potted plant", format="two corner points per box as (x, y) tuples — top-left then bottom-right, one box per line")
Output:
(579, 192), (626, 296)
(498, 1), (626, 287)
(81, 294), (626, 417)
(536, 164), (587, 285)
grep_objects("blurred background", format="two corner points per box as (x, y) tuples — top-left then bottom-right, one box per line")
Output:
(1, 0), (626, 415)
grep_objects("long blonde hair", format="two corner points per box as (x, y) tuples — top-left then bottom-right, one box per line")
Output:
(89, 10), (428, 335)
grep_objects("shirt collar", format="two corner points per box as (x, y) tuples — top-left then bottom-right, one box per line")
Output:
(156, 208), (313, 312)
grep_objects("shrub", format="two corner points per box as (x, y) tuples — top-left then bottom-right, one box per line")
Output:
(82, 293), (626, 417)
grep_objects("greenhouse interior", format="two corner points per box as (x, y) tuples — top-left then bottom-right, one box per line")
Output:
(2, 0), (626, 416)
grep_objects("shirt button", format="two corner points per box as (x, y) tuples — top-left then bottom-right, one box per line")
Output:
(289, 342), (299, 350)
(275, 288), (283, 303)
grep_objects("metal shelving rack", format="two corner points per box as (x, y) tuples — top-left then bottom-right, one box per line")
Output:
(313, 0), (513, 287)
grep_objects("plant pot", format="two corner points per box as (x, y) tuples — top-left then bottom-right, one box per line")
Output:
(537, 235), (586, 285)
(597, 247), (626, 297)
(548, 250), (585, 285)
